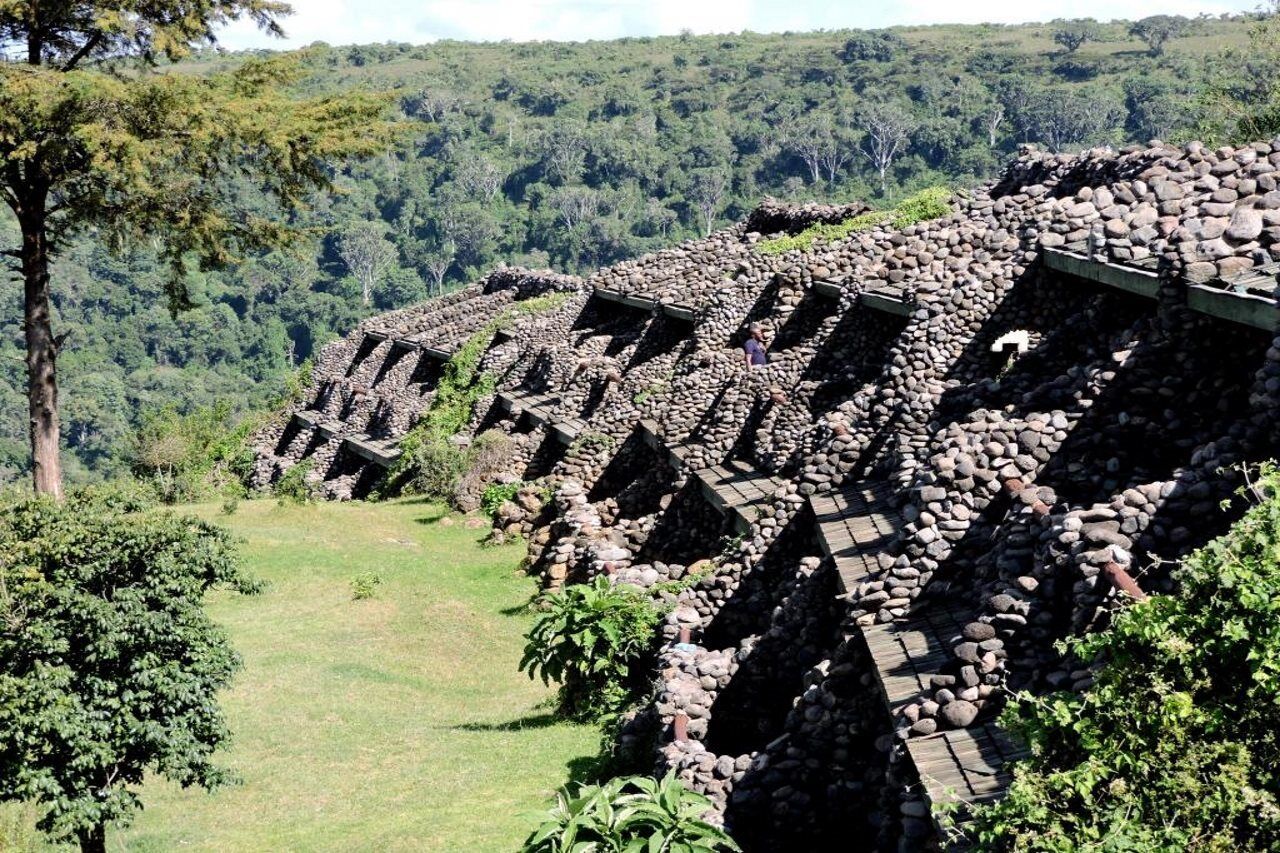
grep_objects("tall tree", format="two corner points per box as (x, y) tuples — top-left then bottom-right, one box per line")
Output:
(0, 1), (389, 497)
(859, 101), (916, 195)
(784, 113), (857, 187)
(1029, 86), (1125, 152)
(1129, 15), (1190, 57)
(1052, 19), (1102, 54)
(338, 222), (397, 306)
(688, 168), (729, 237)
(418, 239), (456, 295)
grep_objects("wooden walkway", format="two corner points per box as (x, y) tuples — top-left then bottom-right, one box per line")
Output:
(695, 460), (787, 513)
(497, 390), (586, 446)
(496, 391), (561, 428)
(344, 433), (402, 467)
(811, 479), (903, 593)
(862, 282), (915, 316)
(1044, 241), (1279, 332)
(906, 724), (1028, 809)
(861, 602), (971, 710)
(805, 475), (1028, 834)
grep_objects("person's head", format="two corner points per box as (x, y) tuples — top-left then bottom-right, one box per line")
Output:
(749, 322), (764, 341)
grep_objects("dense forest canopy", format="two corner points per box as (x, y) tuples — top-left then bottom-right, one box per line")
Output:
(0, 13), (1267, 484)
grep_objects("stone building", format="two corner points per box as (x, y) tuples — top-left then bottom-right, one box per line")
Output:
(252, 141), (1280, 850)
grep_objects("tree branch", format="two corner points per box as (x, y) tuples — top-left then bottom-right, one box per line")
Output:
(60, 32), (103, 72)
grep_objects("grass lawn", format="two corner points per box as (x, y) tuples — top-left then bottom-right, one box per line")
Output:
(4, 498), (596, 852)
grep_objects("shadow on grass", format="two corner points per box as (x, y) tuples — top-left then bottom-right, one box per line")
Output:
(396, 496), (443, 506)
(413, 507), (450, 525)
(450, 712), (562, 732)
(565, 753), (610, 785)
(499, 599), (536, 616)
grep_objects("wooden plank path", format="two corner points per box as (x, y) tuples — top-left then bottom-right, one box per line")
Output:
(344, 433), (402, 467)
(861, 602), (971, 710)
(805, 477), (1028, 834)
(552, 418), (586, 445)
(862, 282), (915, 316)
(695, 460), (786, 514)
(496, 390), (561, 428)
(906, 724), (1029, 810)
(811, 479), (903, 594)
(1044, 241), (1279, 331)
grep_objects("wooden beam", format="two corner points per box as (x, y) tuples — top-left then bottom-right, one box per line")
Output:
(1187, 283), (1276, 332)
(1042, 246), (1160, 299)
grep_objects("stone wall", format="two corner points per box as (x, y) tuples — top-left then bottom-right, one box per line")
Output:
(252, 141), (1280, 850)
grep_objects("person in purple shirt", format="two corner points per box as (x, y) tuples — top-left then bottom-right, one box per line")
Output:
(743, 322), (768, 369)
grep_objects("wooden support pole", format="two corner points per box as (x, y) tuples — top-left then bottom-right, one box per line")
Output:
(1102, 562), (1148, 601)
(673, 712), (689, 742)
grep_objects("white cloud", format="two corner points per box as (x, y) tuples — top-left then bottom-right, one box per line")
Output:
(213, 0), (1257, 49)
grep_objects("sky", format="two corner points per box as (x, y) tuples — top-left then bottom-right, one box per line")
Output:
(215, 0), (1262, 49)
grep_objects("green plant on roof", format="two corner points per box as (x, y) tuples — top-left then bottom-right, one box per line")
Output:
(755, 187), (952, 256)
(570, 431), (616, 454)
(382, 291), (573, 499)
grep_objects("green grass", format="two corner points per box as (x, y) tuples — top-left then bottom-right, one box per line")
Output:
(2, 498), (596, 852)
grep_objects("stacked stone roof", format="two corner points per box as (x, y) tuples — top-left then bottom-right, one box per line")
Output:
(252, 141), (1280, 850)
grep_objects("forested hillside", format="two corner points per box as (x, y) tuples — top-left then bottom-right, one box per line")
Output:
(0, 13), (1265, 483)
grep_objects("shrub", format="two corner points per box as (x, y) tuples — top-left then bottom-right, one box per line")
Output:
(522, 771), (740, 853)
(350, 571), (383, 600)
(569, 431), (616, 455)
(969, 463), (1280, 850)
(520, 576), (662, 722)
(457, 430), (518, 510)
(398, 432), (470, 500)
(273, 459), (318, 505)
(0, 489), (260, 850)
(129, 401), (258, 504)
(481, 480), (524, 519)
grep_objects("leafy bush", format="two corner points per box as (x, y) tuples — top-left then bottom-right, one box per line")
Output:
(522, 771), (740, 853)
(398, 431), (471, 500)
(457, 430), (518, 510)
(481, 480), (525, 518)
(755, 187), (952, 256)
(350, 571), (383, 600)
(0, 488), (260, 849)
(129, 401), (258, 503)
(969, 463), (1280, 850)
(520, 576), (662, 722)
(273, 459), (318, 505)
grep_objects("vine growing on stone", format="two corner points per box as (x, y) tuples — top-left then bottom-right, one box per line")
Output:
(968, 463), (1280, 851)
(383, 291), (572, 499)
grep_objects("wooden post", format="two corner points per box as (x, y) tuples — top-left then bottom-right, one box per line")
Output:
(673, 712), (689, 742)
(1102, 562), (1148, 601)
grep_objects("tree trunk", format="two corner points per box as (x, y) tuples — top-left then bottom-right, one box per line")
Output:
(77, 823), (106, 853)
(21, 209), (64, 498)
